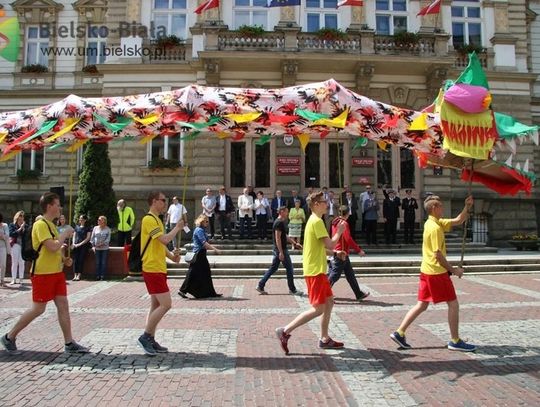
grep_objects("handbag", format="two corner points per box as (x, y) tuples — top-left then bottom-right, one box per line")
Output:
(184, 251), (198, 264)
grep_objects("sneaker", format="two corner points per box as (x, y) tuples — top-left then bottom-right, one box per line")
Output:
(318, 337), (344, 349)
(256, 286), (268, 295)
(357, 292), (370, 301)
(178, 290), (188, 298)
(64, 341), (90, 353)
(390, 331), (412, 349)
(275, 327), (291, 355)
(137, 334), (157, 356)
(289, 290), (304, 297)
(1, 334), (20, 355)
(150, 337), (168, 353)
(448, 339), (476, 352)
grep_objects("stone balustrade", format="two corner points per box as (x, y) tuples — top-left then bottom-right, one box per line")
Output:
(217, 32), (285, 51)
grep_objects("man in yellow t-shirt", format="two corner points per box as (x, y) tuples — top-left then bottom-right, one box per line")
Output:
(137, 190), (183, 357)
(1, 192), (89, 355)
(390, 195), (477, 352)
(275, 191), (346, 355)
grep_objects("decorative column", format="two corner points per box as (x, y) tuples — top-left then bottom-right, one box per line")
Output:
(490, 0), (517, 70)
(355, 63), (374, 95)
(281, 60), (298, 87)
(275, 6), (300, 29)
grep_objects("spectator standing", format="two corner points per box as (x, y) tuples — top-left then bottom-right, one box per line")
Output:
(246, 185), (257, 201)
(383, 189), (401, 244)
(1, 192), (88, 355)
(328, 206), (370, 301)
(117, 199), (135, 247)
(90, 216), (111, 280)
(0, 213), (10, 287)
(165, 196), (187, 250)
(358, 185), (372, 235)
(215, 186), (235, 240)
(137, 191), (183, 356)
(71, 215), (91, 281)
(390, 195), (476, 352)
(254, 191), (270, 240)
(288, 199), (306, 248)
(201, 188), (217, 240)
(256, 206), (303, 296)
(270, 190), (287, 220)
(288, 189), (304, 211)
(402, 189), (419, 244)
(325, 190), (339, 232)
(275, 191), (346, 355)
(363, 191), (379, 245)
(8, 211), (27, 286)
(344, 191), (359, 239)
(238, 188), (254, 239)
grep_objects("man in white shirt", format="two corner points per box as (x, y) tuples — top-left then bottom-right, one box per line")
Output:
(237, 188), (254, 239)
(165, 196), (188, 249)
(325, 190), (338, 231)
(201, 188), (216, 240)
(359, 185), (372, 236)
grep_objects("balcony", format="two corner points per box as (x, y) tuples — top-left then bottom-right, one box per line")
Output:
(296, 32), (361, 53)
(217, 31), (285, 51)
(143, 41), (192, 63)
(374, 35), (436, 56)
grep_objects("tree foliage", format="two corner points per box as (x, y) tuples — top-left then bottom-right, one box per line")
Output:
(74, 143), (117, 227)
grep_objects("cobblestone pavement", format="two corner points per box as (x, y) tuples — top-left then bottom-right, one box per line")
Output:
(0, 273), (539, 406)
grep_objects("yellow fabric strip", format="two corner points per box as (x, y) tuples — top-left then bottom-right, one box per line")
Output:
(132, 113), (160, 126)
(0, 149), (21, 162)
(312, 109), (348, 128)
(298, 133), (310, 153)
(224, 112), (262, 123)
(66, 138), (89, 153)
(43, 118), (80, 142)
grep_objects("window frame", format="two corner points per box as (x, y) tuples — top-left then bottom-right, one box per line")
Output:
(16, 149), (45, 174)
(233, 0), (269, 30)
(147, 136), (185, 165)
(86, 26), (107, 65)
(375, 0), (408, 35)
(25, 25), (49, 66)
(451, 0), (483, 47)
(151, 0), (188, 39)
(305, 0), (339, 32)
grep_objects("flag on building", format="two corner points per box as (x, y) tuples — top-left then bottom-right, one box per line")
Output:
(195, 0), (219, 14)
(336, 0), (363, 8)
(417, 0), (441, 16)
(266, 0), (301, 8)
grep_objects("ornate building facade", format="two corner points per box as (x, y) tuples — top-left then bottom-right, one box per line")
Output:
(0, 0), (538, 244)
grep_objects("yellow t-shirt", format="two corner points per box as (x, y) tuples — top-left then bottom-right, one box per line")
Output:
(302, 214), (329, 277)
(421, 215), (452, 275)
(141, 212), (167, 274)
(32, 219), (62, 275)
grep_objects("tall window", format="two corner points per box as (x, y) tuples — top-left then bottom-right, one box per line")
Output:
(234, 0), (268, 30)
(375, 0), (408, 35)
(230, 142), (246, 188)
(86, 26), (107, 65)
(306, 0), (338, 32)
(400, 148), (415, 189)
(451, 0), (482, 47)
(328, 142), (344, 188)
(229, 140), (271, 188)
(149, 136), (182, 163)
(18, 150), (44, 174)
(255, 143), (270, 188)
(152, 0), (188, 39)
(305, 143), (320, 187)
(25, 26), (49, 66)
(377, 148), (391, 187)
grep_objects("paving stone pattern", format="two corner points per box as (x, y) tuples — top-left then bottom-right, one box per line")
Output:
(0, 273), (539, 406)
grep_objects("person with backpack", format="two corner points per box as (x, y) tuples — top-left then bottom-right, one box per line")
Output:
(1, 192), (89, 355)
(137, 190), (184, 356)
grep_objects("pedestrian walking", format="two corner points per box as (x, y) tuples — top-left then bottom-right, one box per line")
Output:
(275, 191), (346, 355)
(328, 206), (370, 301)
(390, 195), (476, 352)
(137, 190), (183, 356)
(1, 192), (88, 355)
(256, 206), (303, 296)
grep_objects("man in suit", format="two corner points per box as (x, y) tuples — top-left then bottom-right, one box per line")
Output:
(271, 190), (287, 220)
(344, 190), (359, 239)
(215, 186), (235, 240)
(238, 187), (254, 239)
(288, 189), (304, 211)
(383, 189), (401, 244)
(402, 189), (419, 244)
(341, 184), (355, 205)
(358, 185), (372, 236)
(325, 190), (339, 232)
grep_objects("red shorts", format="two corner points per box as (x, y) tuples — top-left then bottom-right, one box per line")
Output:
(31, 272), (67, 303)
(418, 272), (457, 304)
(305, 274), (333, 305)
(143, 272), (169, 295)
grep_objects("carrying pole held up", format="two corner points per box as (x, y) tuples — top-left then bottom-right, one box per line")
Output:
(459, 160), (474, 267)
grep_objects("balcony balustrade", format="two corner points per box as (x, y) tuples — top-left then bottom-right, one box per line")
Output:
(217, 31), (285, 51)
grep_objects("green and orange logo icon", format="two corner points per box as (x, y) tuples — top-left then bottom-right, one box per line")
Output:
(0, 9), (21, 62)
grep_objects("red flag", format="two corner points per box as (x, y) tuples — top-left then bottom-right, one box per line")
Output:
(417, 0), (441, 16)
(336, 0), (363, 8)
(194, 0), (219, 14)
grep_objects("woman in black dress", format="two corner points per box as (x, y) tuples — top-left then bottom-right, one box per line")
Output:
(179, 214), (222, 298)
(71, 214), (91, 281)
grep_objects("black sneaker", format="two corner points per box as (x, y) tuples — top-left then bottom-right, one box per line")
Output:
(1, 334), (20, 355)
(390, 331), (412, 349)
(64, 341), (90, 353)
(150, 337), (168, 353)
(256, 286), (268, 295)
(178, 291), (188, 298)
(137, 334), (157, 356)
(357, 292), (370, 301)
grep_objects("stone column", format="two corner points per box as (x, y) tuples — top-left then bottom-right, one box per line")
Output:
(490, 1), (517, 70)
(417, 0), (444, 33)
(355, 63), (374, 95)
(195, 0), (224, 26)
(275, 6), (299, 28)
(346, 5), (366, 31)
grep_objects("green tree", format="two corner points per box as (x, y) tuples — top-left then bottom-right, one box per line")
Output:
(74, 143), (118, 228)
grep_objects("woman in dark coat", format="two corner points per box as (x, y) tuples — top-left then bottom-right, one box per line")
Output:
(178, 214), (222, 298)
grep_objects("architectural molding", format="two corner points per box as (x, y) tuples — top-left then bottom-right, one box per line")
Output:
(11, 0), (63, 23)
(355, 63), (374, 94)
(72, 0), (108, 23)
(281, 60), (298, 87)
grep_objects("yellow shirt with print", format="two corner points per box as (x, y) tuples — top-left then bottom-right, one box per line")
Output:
(141, 213), (167, 274)
(421, 215), (452, 275)
(302, 214), (329, 277)
(32, 219), (62, 275)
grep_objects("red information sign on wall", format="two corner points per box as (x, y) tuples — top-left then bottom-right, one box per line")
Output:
(277, 166), (301, 175)
(352, 157), (375, 167)
(277, 157), (300, 166)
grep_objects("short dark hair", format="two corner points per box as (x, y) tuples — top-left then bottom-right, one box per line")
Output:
(307, 191), (324, 209)
(147, 190), (162, 206)
(40, 192), (59, 212)
(338, 205), (349, 217)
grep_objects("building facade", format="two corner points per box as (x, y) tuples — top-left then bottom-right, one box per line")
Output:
(0, 0), (538, 244)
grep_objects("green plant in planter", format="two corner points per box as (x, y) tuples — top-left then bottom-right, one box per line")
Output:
(392, 31), (419, 47)
(511, 233), (538, 241)
(148, 157), (182, 170)
(315, 28), (346, 41)
(237, 25), (265, 37)
(155, 35), (184, 48)
(454, 43), (484, 55)
(16, 168), (41, 181)
(21, 64), (48, 73)
(82, 64), (98, 73)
